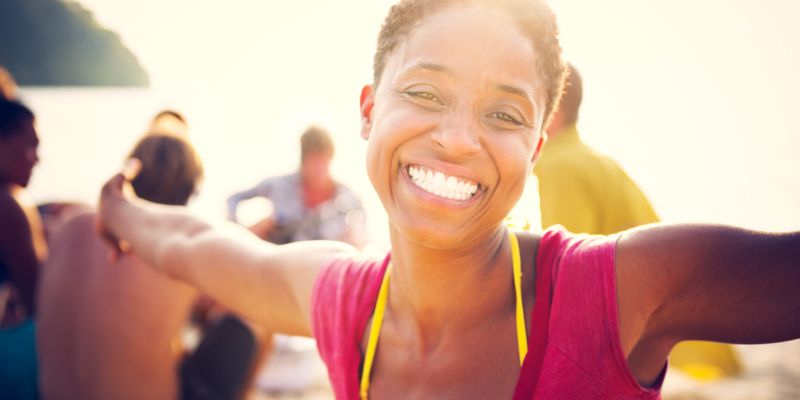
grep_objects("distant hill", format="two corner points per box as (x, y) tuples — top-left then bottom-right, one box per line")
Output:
(0, 0), (149, 86)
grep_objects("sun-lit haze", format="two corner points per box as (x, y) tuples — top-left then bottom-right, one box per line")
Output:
(21, 0), (800, 251)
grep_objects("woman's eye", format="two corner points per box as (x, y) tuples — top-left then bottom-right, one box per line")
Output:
(489, 111), (523, 125)
(407, 91), (442, 104)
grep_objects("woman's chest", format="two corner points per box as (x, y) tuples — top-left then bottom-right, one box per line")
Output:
(365, 320), (523, 399)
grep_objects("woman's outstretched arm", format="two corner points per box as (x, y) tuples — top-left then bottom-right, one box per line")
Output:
(616, 223), (800, 382)
(97, 162), (356, 337)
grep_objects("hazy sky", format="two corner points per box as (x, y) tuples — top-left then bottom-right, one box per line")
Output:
(62, 0), (800, 232)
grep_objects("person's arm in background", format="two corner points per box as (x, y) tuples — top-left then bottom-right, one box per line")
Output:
(247, 217), (277, 241)
(616, 223), (800, 384)
(99, 164), (354, 337)
(0, 192), (45, 317)
(226, 179), (274, 223)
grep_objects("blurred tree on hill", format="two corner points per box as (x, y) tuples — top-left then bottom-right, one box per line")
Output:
(0, 0), (149, 86)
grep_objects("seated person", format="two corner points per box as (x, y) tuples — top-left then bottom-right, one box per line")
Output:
(227, 126), (366, 247)
(37, 133), (208, 400)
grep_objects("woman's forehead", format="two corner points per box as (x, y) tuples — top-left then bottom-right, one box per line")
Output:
(381, 5), (546, 105)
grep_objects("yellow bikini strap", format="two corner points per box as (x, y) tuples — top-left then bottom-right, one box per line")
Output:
(360, 263), (392, 400)
(509, 230), (529, 365)
(359, 232), (527, 399)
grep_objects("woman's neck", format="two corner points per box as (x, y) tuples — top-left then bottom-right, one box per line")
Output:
(386, 225), (515, 348)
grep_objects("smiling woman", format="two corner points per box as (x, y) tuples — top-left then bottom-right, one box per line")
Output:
(94, 0), (800, 399)
(359, 3), (554, 252)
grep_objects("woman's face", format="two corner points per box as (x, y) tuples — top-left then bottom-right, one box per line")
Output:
(0, 119), (39, 188)
(361, 5), (547, 249)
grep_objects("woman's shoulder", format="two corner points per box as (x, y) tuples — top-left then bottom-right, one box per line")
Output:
(310, 252), (390, 364)
(533, 226), (620, 291)
(538, 225), (618, 258)
(314, 252), (390, 297)
(311, 252), (389, 318)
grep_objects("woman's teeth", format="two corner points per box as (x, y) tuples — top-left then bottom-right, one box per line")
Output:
(407, 165), (479, 201)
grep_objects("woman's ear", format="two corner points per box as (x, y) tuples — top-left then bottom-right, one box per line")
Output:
(531, 131), (547, 163)
(360, 85), (375, 140)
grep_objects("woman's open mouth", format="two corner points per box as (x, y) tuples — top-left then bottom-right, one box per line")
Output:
(406, 164), (481, 202)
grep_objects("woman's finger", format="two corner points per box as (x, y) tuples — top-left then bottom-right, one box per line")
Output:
(97, 158), (142, 259)
(122, 158), (142, 181)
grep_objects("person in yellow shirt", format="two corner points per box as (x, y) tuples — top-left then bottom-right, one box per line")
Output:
(535, 64), (742, 380)
(534, 65), (657, 235)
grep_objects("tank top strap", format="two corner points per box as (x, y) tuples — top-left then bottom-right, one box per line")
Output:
(512, 228), (559, 399)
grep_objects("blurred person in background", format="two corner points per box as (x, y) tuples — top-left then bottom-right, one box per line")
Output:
(148, 109), (189, 136)
(227, 125), (368, 394)
(535, 63), (742, 380)
(227, 125), (366, 248)
(534, 64), (658, 235)
(228, 126), (365, 247)
(34, 108), (191, 246)
(37, 133), (256, 400)
(0, 98), (45, 400)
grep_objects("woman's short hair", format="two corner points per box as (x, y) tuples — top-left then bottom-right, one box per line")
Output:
(128, 133), (204, 206)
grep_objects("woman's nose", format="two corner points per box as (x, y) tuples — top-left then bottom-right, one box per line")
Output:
(430, 111), (481, 157)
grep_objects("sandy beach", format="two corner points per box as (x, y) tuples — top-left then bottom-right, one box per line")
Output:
(663, 340), (800, 400)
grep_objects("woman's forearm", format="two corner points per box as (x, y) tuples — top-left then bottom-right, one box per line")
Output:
(103, 194), (212, 275)
(97, 167), (345, 335)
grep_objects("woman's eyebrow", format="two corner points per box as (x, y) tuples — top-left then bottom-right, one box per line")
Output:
(494, 83), (533, 104)
(403, 61), (455, 78)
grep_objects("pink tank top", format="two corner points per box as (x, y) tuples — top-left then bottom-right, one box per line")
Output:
(311, 227), (665, 399)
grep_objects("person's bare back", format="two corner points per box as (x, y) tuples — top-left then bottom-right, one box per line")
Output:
(37, 213), (197, 400)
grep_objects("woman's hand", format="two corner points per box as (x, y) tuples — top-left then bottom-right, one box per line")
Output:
(96, 158), (141, 261)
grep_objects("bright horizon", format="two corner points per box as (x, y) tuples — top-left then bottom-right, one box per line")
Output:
(25, 0), (800, 241)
